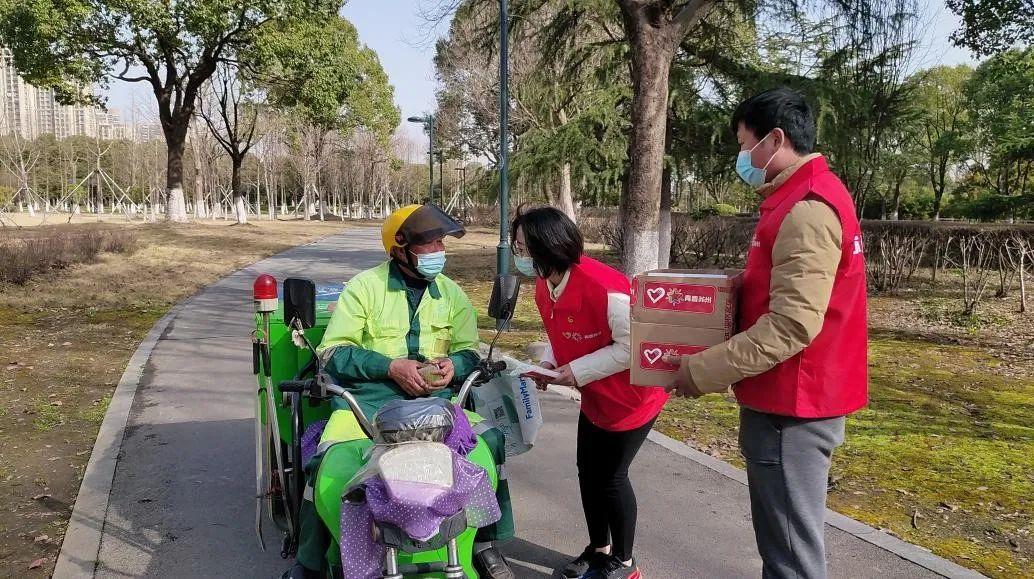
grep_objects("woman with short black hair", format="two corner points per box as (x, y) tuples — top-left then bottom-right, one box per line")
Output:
(510, 206), (669, 579)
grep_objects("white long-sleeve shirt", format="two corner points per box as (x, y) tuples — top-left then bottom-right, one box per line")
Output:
(539, 269), (632, 387)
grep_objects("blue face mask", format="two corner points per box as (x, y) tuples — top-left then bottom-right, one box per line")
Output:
(414, 251), (446, 279)
(513, 254), (537, 277)
(735, 132), (777, 188)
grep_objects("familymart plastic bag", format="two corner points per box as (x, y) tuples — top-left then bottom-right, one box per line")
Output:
(470, 355), (543, 457)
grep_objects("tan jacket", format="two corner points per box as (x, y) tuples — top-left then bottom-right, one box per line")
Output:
(684, 153), (843, 393)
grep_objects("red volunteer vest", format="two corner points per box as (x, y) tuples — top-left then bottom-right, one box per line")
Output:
(735, 156), (868, 418)
(536, 257), (669, 431)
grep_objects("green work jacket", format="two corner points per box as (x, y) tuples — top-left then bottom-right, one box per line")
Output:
(316, 260), (480, 416)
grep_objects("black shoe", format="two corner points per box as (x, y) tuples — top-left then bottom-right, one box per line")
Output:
(590, 555), (640, 579)
(562, 546), (608, 578)
(473, 545), (516, 579)
(281, 561), (321, 579)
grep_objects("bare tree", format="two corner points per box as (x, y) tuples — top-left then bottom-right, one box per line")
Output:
(195, 124), (231, 219)
(199, 64), (262, 225)
(865, 224), (930, 293)
(255, 113), (287, 220)
(947, 230), (997, 316)
(0, 128), (43, 223)
(287, 117), (332, 221)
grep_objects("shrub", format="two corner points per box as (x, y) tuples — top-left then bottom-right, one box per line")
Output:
(899, 191), (935, 220)
(864, 221), (932, 292)
(690, 203), (740, 219)
(0, 229), (136, 285)
(670, 216), (755, 268)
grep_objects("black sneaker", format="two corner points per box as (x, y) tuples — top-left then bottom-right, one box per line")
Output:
(591, 555), (641, 579)
(562, 546), (608, 578)
(473, 545), (516, 579)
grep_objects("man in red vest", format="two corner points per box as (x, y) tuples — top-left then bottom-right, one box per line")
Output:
(664, 87), (868, 579)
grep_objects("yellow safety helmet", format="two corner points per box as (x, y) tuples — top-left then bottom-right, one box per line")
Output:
(381, 204), (466, 255)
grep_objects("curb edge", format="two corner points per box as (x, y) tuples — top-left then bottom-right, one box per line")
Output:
(52, 305), (183, 579)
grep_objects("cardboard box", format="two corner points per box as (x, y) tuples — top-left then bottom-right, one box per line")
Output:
(630, 323), (731, 388)
(631, 269), (743, 329)
(629, 269), (742, 388)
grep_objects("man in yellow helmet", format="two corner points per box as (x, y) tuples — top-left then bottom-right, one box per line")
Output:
(286, 204), (516, 579)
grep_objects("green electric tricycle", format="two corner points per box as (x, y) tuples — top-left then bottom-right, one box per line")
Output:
(251, 273), (520, 579)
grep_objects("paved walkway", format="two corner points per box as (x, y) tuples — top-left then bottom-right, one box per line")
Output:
(58, 227), (981, 578)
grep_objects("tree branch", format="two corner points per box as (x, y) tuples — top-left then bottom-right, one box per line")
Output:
(117, 74), (154, 83)
(672, 0), (717, 40)
(124, 32), (164, 96)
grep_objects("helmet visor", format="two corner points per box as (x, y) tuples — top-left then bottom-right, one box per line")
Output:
(399, 204), (466, 246)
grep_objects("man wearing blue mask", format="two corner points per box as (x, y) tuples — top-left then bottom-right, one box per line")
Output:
(665, 88), (868, 579)
(284, 204), (516, 579)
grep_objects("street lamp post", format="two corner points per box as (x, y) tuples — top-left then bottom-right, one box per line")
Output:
(438, 151), (445, 207)
(497, 0), (510, 281)
(407, 115), (435, 205)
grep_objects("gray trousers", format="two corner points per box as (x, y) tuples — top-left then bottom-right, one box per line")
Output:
(739, 407), (846, 579)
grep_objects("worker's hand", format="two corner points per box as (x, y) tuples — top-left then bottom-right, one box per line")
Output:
(551, 364), (579, 389)
(661, 354), (704, 398)
(389, 358), (429, 396)
(522, 361), (556, 391)
(426, 357), (455, 390)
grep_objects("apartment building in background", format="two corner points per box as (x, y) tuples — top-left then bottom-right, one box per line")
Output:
(2, 47), (139, 141)
(134, 122), (164, 143)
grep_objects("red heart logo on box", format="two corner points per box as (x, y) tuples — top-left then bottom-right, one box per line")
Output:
(646, 287), (666, 304)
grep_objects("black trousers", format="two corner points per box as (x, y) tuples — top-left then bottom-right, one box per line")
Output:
(576, 412), (656, 562)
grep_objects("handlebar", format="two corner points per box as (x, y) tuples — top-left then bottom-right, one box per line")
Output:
(278, 380), (308, 393)
(318, 372), (377, 440)
(276, 377), (376, 439)
(455, 359), (507, 410)
(276, 358), (508, 442)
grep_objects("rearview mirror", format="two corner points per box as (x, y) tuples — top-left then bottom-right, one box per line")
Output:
(488, 275), (520, 322)
(283, 278), (316, 329)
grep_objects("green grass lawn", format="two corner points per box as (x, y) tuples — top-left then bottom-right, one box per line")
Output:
(447, 231), (1034, 578)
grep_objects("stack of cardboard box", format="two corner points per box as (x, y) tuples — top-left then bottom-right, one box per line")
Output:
(630, 269), (743, 388)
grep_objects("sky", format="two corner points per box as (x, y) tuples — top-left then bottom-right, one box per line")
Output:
(105, 0), (979, 156)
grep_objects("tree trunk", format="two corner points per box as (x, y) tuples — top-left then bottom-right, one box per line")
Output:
(266, 167), (275, 221)
(619, 31), (673, 276)
(544, 180), (557, 208)
(658, 193), (672, 269)
(891, 180), (902, 220)
(232, 156), (247, 225)
(558, 163), (577, 223)
(555, 108), (578, 223)
(658, 112), (674, 269)
(302, 169), (314, 221)
(194, 163), (207, 220)
(165, 133), (189, 222)
(318, 186), (326, 221)
(933, 183), (944, 221)
(93, 159), (104, 217)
